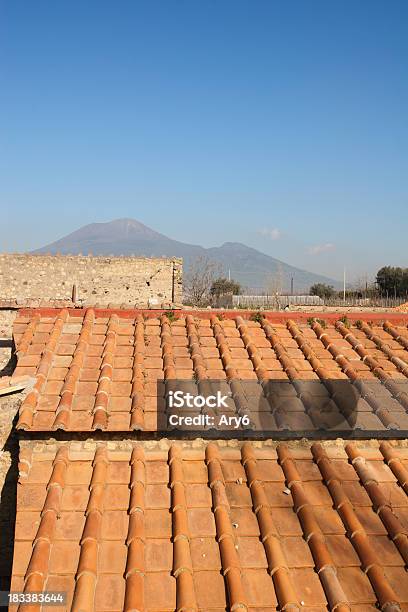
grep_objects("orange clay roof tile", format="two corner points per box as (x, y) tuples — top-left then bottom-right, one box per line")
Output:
(10, 441), (408, 611)
(11, 309), (408, 434)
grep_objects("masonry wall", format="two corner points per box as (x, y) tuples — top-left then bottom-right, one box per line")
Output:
(0, 254), (183, 307)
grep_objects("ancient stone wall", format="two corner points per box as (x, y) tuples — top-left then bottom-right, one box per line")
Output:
(0, 254), (182, 307)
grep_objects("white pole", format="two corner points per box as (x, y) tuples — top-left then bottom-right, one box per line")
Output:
(343, 266), (346, 302)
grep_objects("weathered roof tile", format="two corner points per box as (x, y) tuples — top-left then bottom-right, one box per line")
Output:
(10, 309), (408, 434)
(10, 441), (408, 611)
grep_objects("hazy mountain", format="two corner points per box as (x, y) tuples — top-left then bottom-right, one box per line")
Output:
(34, 218), (340, 291)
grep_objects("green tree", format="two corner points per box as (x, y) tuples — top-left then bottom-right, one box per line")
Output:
(376, 266), (408, 297)
(309, 283), (335, 299)
(210, 277), (242, 297)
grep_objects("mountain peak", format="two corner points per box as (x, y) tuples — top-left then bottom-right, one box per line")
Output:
(105, 218), (150, 229)
(86, 218), (163, 237)
(219, 241), (255, 250)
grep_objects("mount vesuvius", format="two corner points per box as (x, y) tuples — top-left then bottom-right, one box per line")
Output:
(34, 218), (339, 292)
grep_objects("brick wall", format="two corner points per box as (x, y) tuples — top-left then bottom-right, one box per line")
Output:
(0, 254), (183, 307)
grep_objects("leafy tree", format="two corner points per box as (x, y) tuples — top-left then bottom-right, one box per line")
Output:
(309, 283), (335, 299)
(376, 266), (408, 297)
(210, 277), (242, 297)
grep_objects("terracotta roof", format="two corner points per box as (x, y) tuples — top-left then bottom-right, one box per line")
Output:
(11, 309), (408, 433)
(11, 440), (408, 611)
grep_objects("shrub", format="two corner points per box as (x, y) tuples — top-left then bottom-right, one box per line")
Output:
(250, 312), (264, 324)
(165, 310), (177, 323)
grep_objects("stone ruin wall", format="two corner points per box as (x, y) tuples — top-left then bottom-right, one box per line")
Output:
(0, 254), (183, 307)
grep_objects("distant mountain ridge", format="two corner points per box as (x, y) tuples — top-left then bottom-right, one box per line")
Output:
(33, 218), (340, 291)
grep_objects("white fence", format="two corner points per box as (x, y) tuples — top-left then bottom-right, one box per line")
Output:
(214, 294), (408, 309)
(232, 295), (324, 309)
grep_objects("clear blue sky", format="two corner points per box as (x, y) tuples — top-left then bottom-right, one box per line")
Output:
(1, 1), (407, 282)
